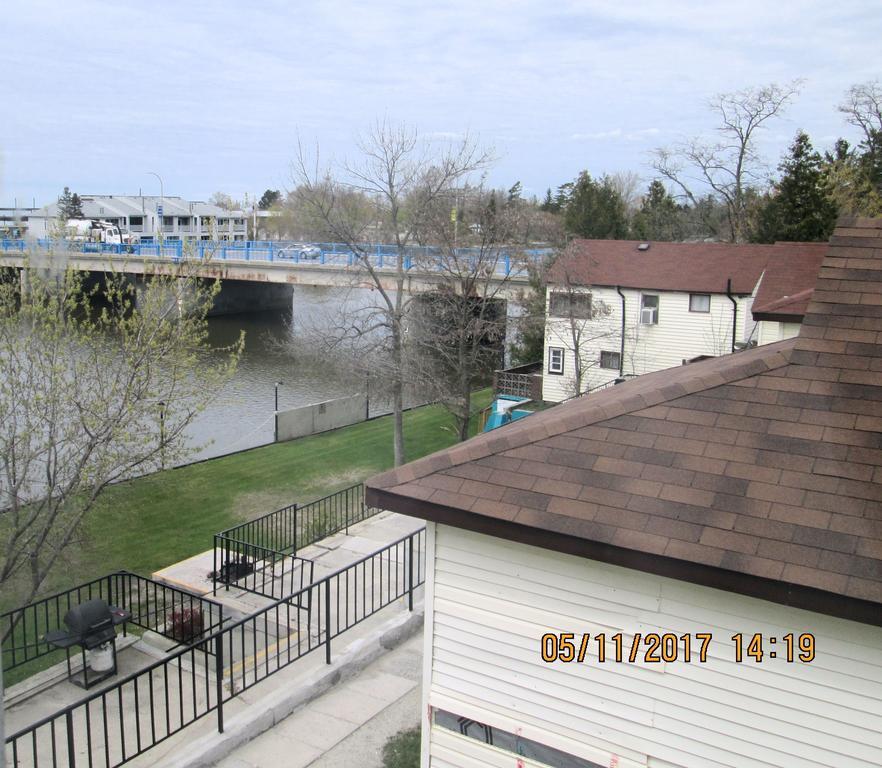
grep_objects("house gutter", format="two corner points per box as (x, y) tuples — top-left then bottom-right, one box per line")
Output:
(726, 278), (737, 353)
(616, 285), (626, 376)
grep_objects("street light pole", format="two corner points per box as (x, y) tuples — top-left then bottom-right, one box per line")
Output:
(147, 171), (164, 244)
(158, 401), (166, 470)
(274, 381), (283, 443)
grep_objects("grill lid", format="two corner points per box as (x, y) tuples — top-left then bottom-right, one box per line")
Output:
(63, 598), (116, 648)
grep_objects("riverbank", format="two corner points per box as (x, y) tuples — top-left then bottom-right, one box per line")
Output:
(53, 391), (492, 594)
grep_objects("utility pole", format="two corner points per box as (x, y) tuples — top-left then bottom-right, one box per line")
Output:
(147, 171), (164, 244)
(274, 381), (283, 442)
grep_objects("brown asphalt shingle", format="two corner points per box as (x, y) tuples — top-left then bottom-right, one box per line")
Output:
(751, 242), (828, 319)
(366, 218), (882, 620)
(545, 238), (826, 295)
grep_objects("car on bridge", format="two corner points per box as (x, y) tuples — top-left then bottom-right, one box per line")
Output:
(276, 243), (322, 260)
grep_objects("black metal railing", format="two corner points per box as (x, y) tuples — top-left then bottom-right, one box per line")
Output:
(296, 483), (378, 549)
(113, 572), (225, 651)
(212, 539), (315, 603)
(5, 527), (426, 768)
(212, 484), (381, 595)
(216, 502), (298, 556)
(1, 573), (224, 675)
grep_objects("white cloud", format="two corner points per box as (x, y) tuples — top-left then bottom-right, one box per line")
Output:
(0, 0), (878, 203)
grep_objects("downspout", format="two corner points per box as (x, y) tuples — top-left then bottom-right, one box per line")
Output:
(616, 285), (626, 376)
(726, 278), (737, 353)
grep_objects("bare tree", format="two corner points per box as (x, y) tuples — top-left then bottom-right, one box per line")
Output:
(290, 121), (493, 465)
(208, 191), (241, 211)
(608, 171), (644, 215)
(0, 254), (241, 608)
(408, 186), (527, 440)
(839, 80), (882, 149)
(651, 82), (801, 242)
(547, 272), (614, 397)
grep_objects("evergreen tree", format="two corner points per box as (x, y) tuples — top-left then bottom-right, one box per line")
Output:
(57, 187), (84, 220)
(69, 193), (84, 218)
(631, 181), (683, 241)
(540, 188), (555, 212)
(258, 189), (281, 210)
(563, 172), (629, 239)
(755, 132), (837, 242)
(509, 258), (550, 366)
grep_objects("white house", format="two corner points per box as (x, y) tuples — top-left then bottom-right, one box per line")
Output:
(541, 239), (828, 402)
(25, 195), (248, 242)
(366, 219), (882, 768)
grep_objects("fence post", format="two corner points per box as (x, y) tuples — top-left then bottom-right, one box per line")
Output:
(66, 710), (77, 768)
(215, 634), (225, 733)
(292, 504), (298, 557)
(408, 535), (414, 612)
(212, 537), (218, 596)
(324, 581), (332, 665)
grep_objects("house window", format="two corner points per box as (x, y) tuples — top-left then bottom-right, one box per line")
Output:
(600, 350), (621, 370)
(129, 216), (143, 226)
(178, 217), (191, 226)
(163, 216), (174, 226)
(434, 709), (604, 768)
(549, 291), (592, 319)
(640, 294), (659, 325)
(548, 347), (565, 375)
(689, 293), (711, 313)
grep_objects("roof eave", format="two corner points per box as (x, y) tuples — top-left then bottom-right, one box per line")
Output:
(367, 485), (882, 628)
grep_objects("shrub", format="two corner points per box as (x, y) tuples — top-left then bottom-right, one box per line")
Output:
(168, 606), (204, 643)
(382, 725), (420, 768)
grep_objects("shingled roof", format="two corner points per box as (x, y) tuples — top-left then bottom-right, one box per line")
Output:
(752, 242), (828, 321)
(548, 238), (824, 295)
(366, 219), (882, 627)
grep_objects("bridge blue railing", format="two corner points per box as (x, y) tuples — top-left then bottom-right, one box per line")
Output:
(0, 238), (551, 277)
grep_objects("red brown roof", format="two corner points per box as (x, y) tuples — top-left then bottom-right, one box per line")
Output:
(751, 243), (828, 320)
(367, 219), (882, 627)
(549, 239), (824, 295)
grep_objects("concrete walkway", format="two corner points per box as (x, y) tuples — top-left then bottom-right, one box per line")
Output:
(4, 512), (425, 768)
(217, 631), (423, 768)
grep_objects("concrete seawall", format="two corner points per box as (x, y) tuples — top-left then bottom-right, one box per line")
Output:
(276, 393), (368, 442)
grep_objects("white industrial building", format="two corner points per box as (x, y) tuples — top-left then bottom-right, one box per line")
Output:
(24, 195), (248, 242)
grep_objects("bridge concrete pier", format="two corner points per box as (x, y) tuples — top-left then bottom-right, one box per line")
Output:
(209, 279), (293, 316)
(127, 276), (293, 317)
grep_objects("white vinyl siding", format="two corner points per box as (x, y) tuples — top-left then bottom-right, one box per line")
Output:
(542, 286), (756, 402)
(424, 524), (882, 768)
(756, 319), (802, 346)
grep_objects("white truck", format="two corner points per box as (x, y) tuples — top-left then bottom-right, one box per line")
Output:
(64, 219), (139, 248)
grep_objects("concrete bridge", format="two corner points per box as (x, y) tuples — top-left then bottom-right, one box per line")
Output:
(0, 239), (541, 314)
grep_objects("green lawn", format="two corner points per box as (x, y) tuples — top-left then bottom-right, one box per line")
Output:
(2, 392), (493, 688)
(69, 391), (492, 586)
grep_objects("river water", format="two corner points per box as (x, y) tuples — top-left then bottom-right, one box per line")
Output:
(186, 285), (374, 461)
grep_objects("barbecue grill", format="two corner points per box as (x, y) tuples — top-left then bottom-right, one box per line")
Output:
(44, 598), (131, 689)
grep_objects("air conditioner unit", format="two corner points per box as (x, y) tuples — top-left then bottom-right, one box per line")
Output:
(640, 308), (656, 325)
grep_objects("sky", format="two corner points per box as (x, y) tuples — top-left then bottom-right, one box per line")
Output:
(2, 0), (880, 208)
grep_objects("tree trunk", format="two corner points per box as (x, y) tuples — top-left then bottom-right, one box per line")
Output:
(391, 326), (405, 466)
(392, 379), (405, 466)
(458, 385), (471, 442)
